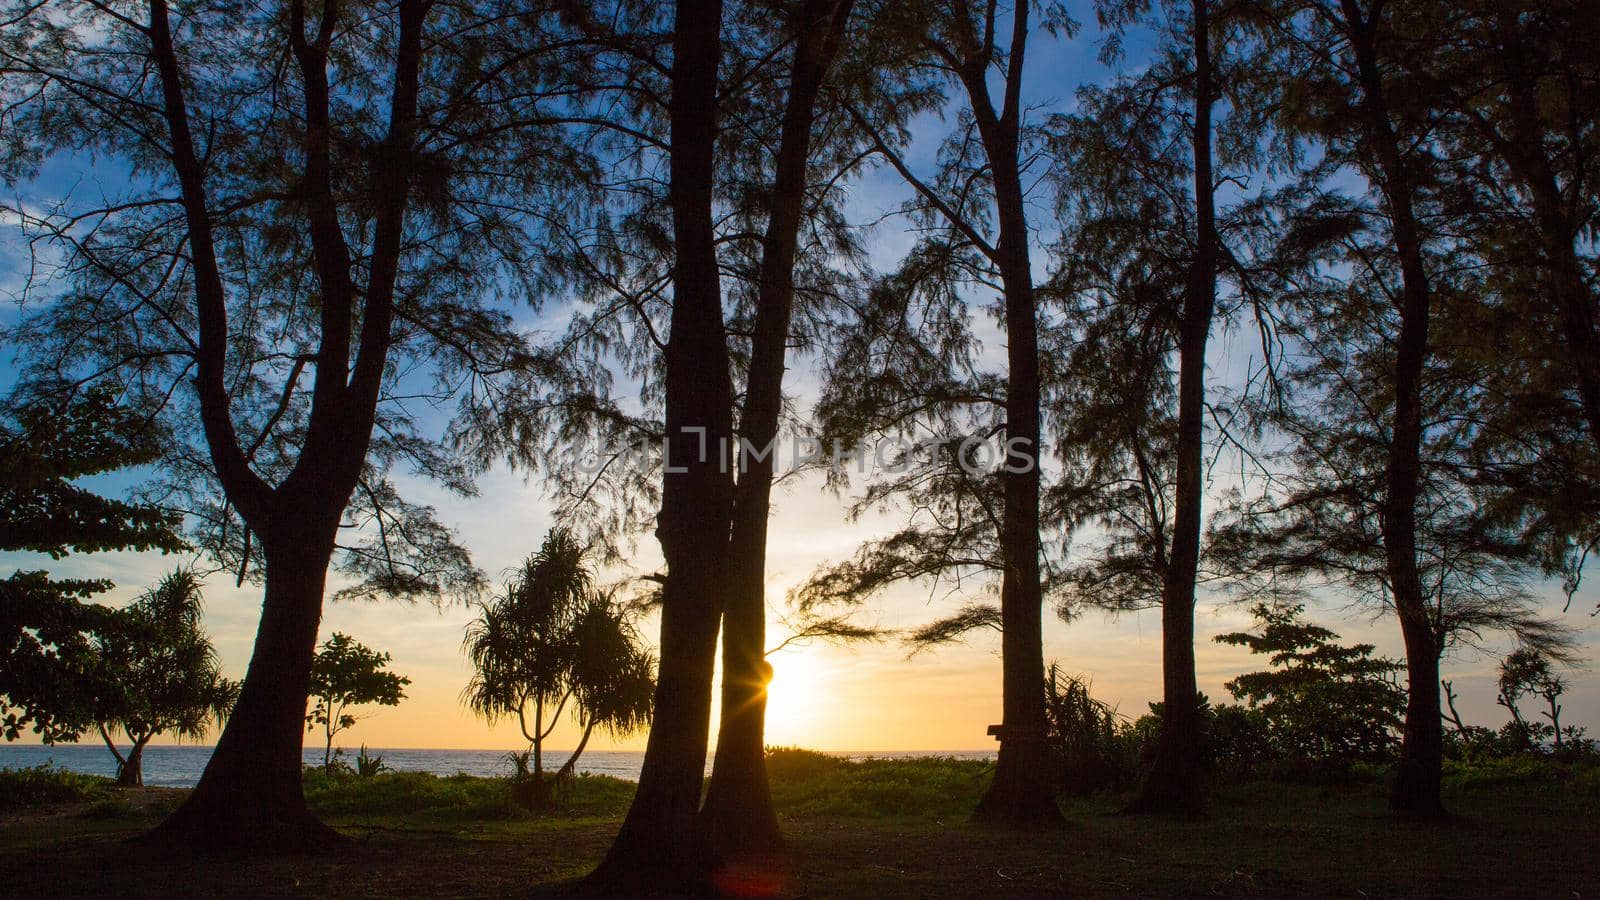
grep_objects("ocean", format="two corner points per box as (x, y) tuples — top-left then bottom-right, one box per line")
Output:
(0, 745), (996, 788)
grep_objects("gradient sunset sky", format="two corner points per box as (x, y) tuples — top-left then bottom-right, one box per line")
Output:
(2, 3), (1597, 754)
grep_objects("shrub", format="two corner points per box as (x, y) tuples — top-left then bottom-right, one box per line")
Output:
(355, 745), (390, 778)
(1042, 667), (1136, 795)
(1214, 603), (1404, 776)
(765, 747), (846, 782)
(1443, 754), (1572, 792)
(0, 765), (110, 808)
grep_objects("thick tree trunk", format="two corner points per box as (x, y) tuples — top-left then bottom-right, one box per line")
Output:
(703, 0), (854, 867)
(588, 0), (733, 891)
(146, 536), (342, 852)
(141, 0), (423, 854)
(702, 521), (778, 851)
(1132, 0), (1215, 817)
(102, 727), (148, 788)
(117, 739), (148, 788)
(1338, 0), (1447, 819)
(962, 1), (1061, 830)
(1391, 616), (1444, 814)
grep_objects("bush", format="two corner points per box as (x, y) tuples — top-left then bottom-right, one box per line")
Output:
(1042, 668), (1139, 795)
(355, 745), (390, 778)
(0, 765), (110, 808)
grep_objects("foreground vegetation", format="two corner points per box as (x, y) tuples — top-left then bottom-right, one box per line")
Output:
(2, 752), (1595, 897)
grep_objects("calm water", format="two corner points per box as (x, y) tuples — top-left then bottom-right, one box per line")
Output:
(0, 745), (996, 788)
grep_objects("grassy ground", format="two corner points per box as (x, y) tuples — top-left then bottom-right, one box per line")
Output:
(2, 752), (1596, 897)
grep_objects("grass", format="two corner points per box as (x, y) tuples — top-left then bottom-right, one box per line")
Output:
(2, 754), (1597, 897)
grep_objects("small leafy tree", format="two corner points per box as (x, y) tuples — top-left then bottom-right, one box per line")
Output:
(1215, 604), (1406, 774)
(95, 571), (239, 786)
(463, 528), (655, 807)
(1, 390), (186, 744)
(306, 634), (409, 770)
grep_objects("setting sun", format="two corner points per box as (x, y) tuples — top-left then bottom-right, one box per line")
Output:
(763, 649), (827, 747)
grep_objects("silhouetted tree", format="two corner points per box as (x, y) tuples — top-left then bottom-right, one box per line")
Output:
(96, 570), (238, 787)
(703, 0), (861, 863)
(1414, 0), (1600, 615)
(587, 0), (736, 888)
(1250, 0), (1457, 818)
(1422, 0), (1600, 458)
(1049, 0), (1280, 814)
(799, 0), (1074, 829)
(1, 0), (585, 848)
(1496, 646), (1573, 751)
(306, 633), (408, 771)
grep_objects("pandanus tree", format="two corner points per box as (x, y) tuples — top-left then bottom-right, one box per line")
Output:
(463, 529), (654, 803)
(0, 0), (589, 848)
(95, 570), (239, 787)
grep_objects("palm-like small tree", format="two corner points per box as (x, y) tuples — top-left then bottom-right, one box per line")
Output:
(463, 529), (654, 804)
(95, 570), (238, 786)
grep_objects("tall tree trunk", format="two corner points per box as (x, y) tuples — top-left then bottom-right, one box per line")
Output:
(534, 695), (545, 783)
(962, 1), (1062, 830)
(1489, 0), (1600, 456)
(1338, 0), (1447, 819)
(148, 533), (342, 850)
(1132, 0), (1215, 817)
(589, 0), (734, 890)
(703, 0), (855, 865)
